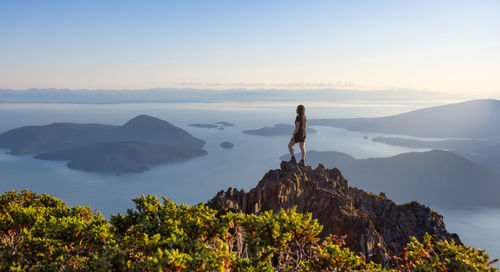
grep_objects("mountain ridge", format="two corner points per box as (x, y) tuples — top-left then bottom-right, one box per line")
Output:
(310, 99), (500, 139)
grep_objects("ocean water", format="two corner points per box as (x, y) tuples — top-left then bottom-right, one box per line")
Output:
(438, 208), (500, 263)
(0, 100), (498, 262)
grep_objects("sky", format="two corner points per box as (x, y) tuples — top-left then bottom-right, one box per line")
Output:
(0, 0), (499, 96)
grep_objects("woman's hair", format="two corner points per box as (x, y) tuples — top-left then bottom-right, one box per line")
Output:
(296, 105), (305, 116)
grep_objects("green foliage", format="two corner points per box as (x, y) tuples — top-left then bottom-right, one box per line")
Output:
(393, 233), (498, 272)
(1, 190), (498, 272)
(109, 194), (232, 271)
(301, 235), (386, 272)
(365, 191), (386, 200)
(0, 189), (112, 271)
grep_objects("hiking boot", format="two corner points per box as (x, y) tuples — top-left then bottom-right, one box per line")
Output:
(299, 159), (305, 167)
(290, 156), (297, 164)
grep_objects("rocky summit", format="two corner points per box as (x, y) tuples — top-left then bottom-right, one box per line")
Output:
(208, 160), (461, 266)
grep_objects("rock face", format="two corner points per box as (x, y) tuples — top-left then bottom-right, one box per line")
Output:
(208, 160), (460, 266)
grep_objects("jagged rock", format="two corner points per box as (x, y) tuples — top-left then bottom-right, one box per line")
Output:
(208, 160), (460, 266)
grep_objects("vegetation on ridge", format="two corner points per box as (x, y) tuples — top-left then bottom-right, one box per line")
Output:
(1, 190), (497, 271)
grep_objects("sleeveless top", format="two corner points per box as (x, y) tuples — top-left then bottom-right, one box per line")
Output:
(295, 115), (307, 137)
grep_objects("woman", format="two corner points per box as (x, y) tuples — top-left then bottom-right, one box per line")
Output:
(288, 105), (307, 166)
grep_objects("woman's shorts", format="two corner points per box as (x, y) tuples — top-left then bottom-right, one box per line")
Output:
(294, 134), (306, 143)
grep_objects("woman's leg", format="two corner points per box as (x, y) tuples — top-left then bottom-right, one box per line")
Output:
(288, 140), (295, 157)
(299, 141), (306, 161)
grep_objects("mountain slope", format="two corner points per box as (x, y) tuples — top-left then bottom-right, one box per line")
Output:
(310, 99), (500, 139)
(371, 137), (500, 172)
(0, 123), (115, 155)
(0, 115), (205, 155)
(36, 141), (207, 174)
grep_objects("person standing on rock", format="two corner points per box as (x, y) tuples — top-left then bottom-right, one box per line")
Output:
(288, 105), (307, 166)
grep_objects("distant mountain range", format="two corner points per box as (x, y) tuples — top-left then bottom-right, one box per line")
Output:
(281, 150), (500, 208)
(0, 115), (207, 174)
(0, 88), (447, 104)
(310, 99), (500, 139)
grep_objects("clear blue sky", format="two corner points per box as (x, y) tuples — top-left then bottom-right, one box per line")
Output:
(1, 0), (499, 95)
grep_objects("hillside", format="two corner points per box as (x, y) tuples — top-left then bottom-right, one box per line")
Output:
(36, 141), (207, 174)
(372, 137), (500, 172)
(281, 150), (500, 208)
(310, 99), (500, 139)
(208, 160), (460, 266)
(0, 115), (207, 174)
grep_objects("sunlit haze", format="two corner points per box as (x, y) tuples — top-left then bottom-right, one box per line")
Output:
(1, 0), (499, 96)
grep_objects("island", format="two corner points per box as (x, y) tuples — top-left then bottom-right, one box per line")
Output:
(36, 141), (207, 174)
(215, 121), (234, 127)
(243, 123), (317, 136)
(188, 123), (219, 129)
(220, 142), (234, 149)
(0, 115), (207, 174)
(188, 121), (235, 129)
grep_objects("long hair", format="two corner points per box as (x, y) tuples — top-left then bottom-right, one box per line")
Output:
(296, 105), (305, 116)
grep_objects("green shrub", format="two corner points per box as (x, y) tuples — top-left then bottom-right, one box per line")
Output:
(0, 190), (497, 271)
(0, 190), (112, 271)
(393, 233), (498, 272)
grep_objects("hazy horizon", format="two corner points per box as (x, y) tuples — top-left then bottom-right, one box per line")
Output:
(1, 87), (498, 102)
(1, 0), (499, 96)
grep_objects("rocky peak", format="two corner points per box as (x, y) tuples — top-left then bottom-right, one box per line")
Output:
(208, 160), (460, 266)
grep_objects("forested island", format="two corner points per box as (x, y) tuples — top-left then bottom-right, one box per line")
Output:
(0, 115), (207, 174)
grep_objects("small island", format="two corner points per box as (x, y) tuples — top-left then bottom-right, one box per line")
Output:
(188, 121), (235, 129)
(243, 124), (317, 136)
(220, 142), (234, 149)
(188, 123), (219, 129)
(215, 121), (234, 127)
